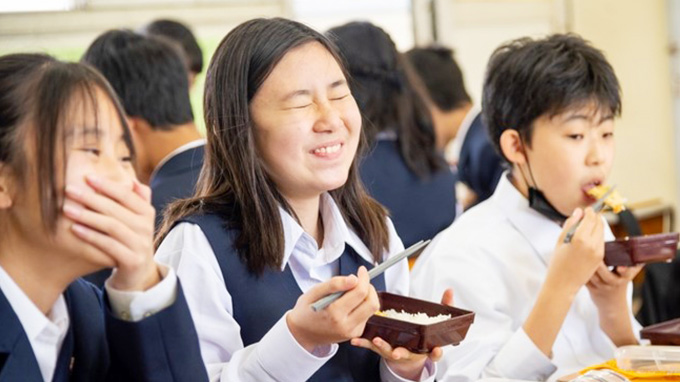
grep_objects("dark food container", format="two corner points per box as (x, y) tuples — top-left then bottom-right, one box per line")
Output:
(604, 232), (679, 266)
(361, 292), (475, 354)
(640, 318), (680, 346)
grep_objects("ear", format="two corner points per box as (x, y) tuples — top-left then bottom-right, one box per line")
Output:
(0, 164), (15, 209)
(499, 129), (527, 166)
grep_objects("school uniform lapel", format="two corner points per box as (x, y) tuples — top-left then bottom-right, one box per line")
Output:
(0, 289), (43, 382)
(59, 280), (108, 382)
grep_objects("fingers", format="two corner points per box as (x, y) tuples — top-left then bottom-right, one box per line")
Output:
(351, 336), (433, 362)
(589, 264), (642, 290)
(64, 203), (138, 250)
(133, 180), (152, 203)
(440, 288), (454, 307)
(331, 266), (372, 312)
(303, 273), (359, 303)
(70, 222), (135, 268)
(558, 208), (584, 242)
(77, 175), (151, 217)
(428, 347), (443, 362)
(347, 284), (379, 330)
(617, 265), (644, 280)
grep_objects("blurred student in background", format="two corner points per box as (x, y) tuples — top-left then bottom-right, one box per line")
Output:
(82, 29), (205, 232)
(328, 22), (457, 247)
(142, 18), (204, 90)
(406, 46), (504, 210)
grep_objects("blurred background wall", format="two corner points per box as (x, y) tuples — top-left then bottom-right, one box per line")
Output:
(1, 0), (679, 224)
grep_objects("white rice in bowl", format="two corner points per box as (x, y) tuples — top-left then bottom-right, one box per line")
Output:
(375, 309), (452, 325)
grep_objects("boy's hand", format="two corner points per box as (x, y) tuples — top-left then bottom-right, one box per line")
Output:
(587, 264), (642, 347)
(546, 207), (604, 296)
(587, 264), (642, 313)
(63, 175), (160, 291)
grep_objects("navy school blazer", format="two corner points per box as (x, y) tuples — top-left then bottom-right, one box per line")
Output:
(360, 139), (457, 247)
(457, 113), (505, 206)
(0, 278), (208, 382)
(151, 144), (205, 232)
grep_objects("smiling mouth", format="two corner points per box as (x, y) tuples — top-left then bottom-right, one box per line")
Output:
(312, 143), (342, 155)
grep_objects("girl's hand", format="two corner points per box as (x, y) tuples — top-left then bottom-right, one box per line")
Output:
(63, 175), (160, 291)
(350, 337), (441, 380)
(350, 288), (454, 380)
(286, 266), (380, 353)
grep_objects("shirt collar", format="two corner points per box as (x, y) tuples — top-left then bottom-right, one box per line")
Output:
(150, 138), (206, 182)
(278, 193), (377, 270)
(446, 106), (481, 164)
(490, 172), (615, 265)
(0, 264), (69, 343)
(490, 172), (565, 265)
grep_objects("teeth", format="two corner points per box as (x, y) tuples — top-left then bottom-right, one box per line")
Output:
(314, 144), (341, 154)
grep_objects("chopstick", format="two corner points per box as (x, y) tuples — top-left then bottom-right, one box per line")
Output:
(310, 239), (431, 312)
(563, 186), (616, 243)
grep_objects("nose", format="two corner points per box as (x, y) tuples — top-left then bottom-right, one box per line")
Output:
(312, 101), (343, 133)
(585, 137), (604, 167)
(98, 154), (134, 188)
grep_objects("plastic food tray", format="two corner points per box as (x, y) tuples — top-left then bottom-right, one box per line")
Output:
(604, 232), (678, 266)
(361, 292), (475, 354)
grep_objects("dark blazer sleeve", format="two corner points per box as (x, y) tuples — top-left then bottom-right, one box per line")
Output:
(103, 282), (208, 382)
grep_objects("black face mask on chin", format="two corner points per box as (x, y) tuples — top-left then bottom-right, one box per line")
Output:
(528, 187), (568, 224)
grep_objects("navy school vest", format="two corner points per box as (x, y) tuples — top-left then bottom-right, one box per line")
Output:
(180, 214), (386, 382)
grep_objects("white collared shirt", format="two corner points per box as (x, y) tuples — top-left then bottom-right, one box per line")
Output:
(444, 107), (480, 166)
(155, 193), (436, 382)
(410, 174), (641, 382)
(0, 263), (178, 382)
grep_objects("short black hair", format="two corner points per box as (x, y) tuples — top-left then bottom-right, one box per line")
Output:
(405, 45), (471, 111)
(82, 29), (193, 130)
(143, 19), (203, 74)
(482, 34), (621, 160)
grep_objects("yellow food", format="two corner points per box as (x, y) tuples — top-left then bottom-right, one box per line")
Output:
(587, 185), (626, 213)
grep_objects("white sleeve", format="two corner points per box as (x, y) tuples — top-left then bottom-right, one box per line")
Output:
(154, 223), (337, 382)
(105, 264), (177, 321)
(410, 233), (556, 382)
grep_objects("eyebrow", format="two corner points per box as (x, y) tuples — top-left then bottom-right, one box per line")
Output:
(281, 79), (348, 102)
(65, 126), (105, 139)
(564, 112), (614, 124)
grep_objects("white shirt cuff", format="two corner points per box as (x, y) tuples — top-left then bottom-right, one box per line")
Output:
(487, 327), (557, 380)
(105, 264), (178, 321)
(380, 357), (436, 382)
(255, 312), (338, 382)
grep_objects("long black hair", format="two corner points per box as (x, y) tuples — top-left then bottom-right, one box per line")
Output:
(157, 18), (390, 275)
(327, 21), (444, 178)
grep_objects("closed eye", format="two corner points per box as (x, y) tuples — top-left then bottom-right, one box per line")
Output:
(567, 134), (584, 140)
(289, 104), (312, 110)
(603, 132), (614, 139)
(79, 148), (101, 156)
(331, 94), (350, 101)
